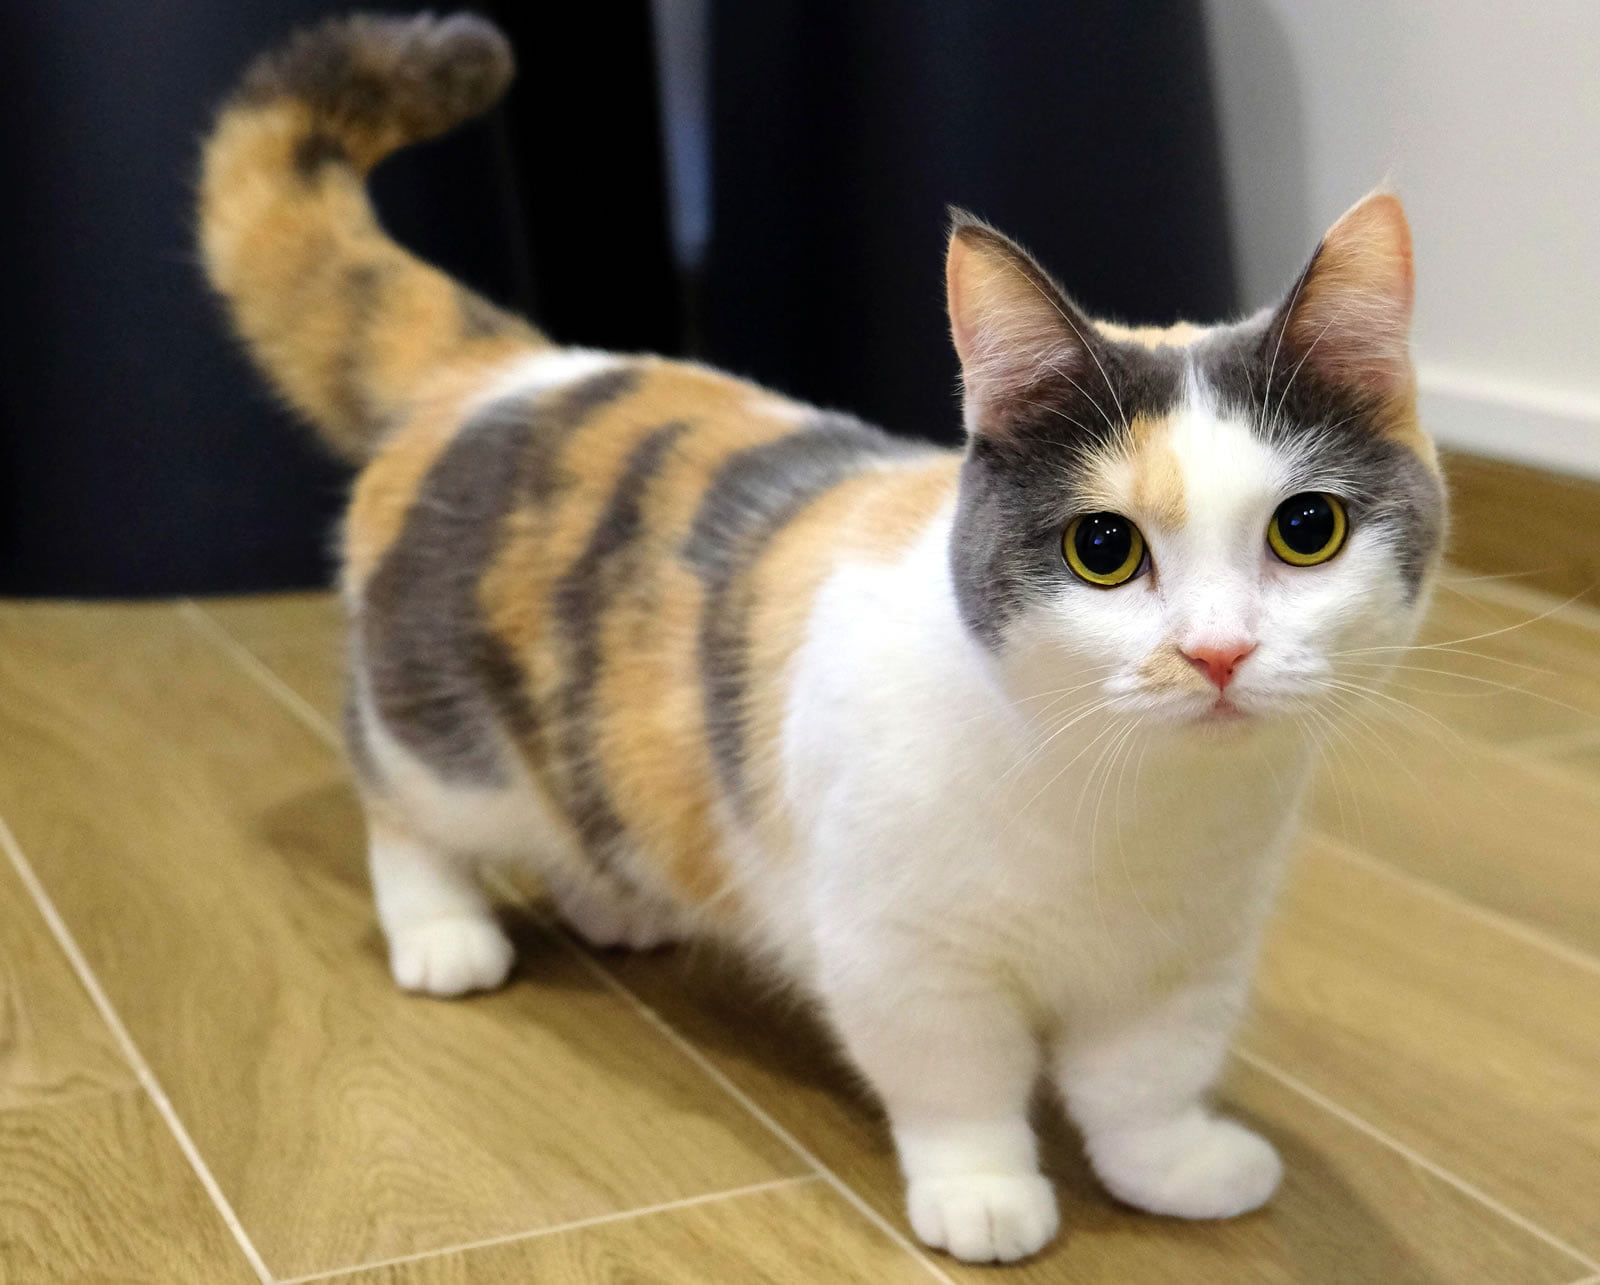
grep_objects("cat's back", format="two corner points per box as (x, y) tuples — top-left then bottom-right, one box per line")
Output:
(342, 347), (958, 915)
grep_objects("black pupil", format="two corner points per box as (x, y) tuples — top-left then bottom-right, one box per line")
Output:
(1074, 513), (1133, 575)
(1277, 493), (1335, 554)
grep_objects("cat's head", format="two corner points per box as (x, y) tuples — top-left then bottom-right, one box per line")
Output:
(946, 193), (1446, 730)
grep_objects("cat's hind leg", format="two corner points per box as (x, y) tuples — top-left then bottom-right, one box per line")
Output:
(368, 814), (515, 997)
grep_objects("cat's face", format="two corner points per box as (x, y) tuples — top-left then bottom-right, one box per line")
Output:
(946, 194), (1446, 730)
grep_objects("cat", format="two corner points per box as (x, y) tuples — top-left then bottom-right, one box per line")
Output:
(198, 13), (1446, 1264)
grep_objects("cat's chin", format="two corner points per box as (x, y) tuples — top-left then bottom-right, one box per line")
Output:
(1166, 694), (1274, 734)
(1128, 698), (1266, 736)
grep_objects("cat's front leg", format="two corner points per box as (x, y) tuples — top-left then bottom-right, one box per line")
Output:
(1054, 971), (1281, 1219)
(821, 951), (1058, 1263)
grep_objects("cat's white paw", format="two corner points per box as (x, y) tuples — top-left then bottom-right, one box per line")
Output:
(388, 917), (515, 996)
(1089, 1112), (1281, 1219)
(550, 878), (684, 951)
(907, 1173), (1058, 1263)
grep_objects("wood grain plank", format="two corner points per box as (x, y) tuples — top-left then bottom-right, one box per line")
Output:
(1443, 452), (1600, 608)
(0, 603), (801, 1281)
(1248, 840), (1600, 1260)
(194, 593), (346, 723)
(0, 845), (131, 1111)
(193, 598), (1597, 1280)
(1308, 721), (1600, 959)
(1364, 584), (1600, 745)
(1548, 737), (1600, 786)
(0, 1088), (254, 1282)
(315, 1180), (935, 1284)
(599, 945), (1583, 1284)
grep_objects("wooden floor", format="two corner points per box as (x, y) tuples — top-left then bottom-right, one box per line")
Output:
(2, 574), (1598, 1283)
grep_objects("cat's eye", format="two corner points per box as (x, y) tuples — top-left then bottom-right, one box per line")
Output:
(1268, 492), (1348, 566)
(1063, 512), (1146, 587)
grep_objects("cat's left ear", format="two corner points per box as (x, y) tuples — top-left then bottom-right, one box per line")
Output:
(1270, 191), (1415, 403)
(946, 214), (1099, 439)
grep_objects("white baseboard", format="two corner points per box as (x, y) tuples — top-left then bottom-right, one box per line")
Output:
(1419, 366), (1600, 482)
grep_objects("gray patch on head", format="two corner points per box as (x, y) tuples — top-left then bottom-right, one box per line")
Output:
(356, 366), (637, 786)
(949, 339), (1186, 647)
(1196, 315), (1446, 599)
(949, 303), (1447, 644)
(685, 414), (930, 806)
(549, 422), (689, 866)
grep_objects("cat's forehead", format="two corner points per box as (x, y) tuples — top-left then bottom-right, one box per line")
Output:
(1059, 313), (1438, 533)
(1093, 402), (1284, 540)
(1064, 318), (1284, 534)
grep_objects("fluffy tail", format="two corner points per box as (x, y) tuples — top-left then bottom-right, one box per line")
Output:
(198, 13), (542, 461)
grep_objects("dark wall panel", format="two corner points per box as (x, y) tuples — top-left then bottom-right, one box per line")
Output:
(703, 0), (1237, 444)
(0, 1), (676, 597)
(1, 0), (1230, 592)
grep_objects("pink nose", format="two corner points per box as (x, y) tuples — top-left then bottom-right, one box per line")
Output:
(1182, 642), (1257, 691)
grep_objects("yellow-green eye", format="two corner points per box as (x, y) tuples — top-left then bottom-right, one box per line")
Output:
(1268, 492), (1348, 566)
(1064, 512), (1146, 587)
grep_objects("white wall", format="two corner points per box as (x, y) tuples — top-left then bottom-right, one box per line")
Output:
(1205, 1), (1600, 479)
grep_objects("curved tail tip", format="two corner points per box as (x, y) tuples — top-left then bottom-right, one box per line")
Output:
(237, 11), (515, 143)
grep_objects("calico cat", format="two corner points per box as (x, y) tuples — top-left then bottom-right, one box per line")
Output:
(199, 13), (1445, 1263)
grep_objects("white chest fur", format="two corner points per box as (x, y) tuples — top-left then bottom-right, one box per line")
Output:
(774, 514), (1310, 1008)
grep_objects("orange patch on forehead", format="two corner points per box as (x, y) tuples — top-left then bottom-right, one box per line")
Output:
(1094, 319), (1209, 350)
(1096, 413), (1187, 531)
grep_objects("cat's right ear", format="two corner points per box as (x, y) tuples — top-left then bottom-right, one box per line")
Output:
(1266, 192), (1415, 406)
(946, 214), (1095, 440)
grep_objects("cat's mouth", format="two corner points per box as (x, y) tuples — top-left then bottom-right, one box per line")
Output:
(1199, 695), (1251, 725)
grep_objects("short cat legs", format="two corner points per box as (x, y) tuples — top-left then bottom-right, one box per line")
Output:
(368, 819), (515, 997)
(824, 961), (1057, 1262)
(1055, 979), (1281, 1219)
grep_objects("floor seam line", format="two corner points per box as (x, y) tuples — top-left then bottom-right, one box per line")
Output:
(273, 1175), (821, 1284)
(1236, 1047), (1599, 1272)
(1311, 830), (1600, 980)
(557, 936), (959, 1285)
(0, 810), (275, 1284)
(178, 600), (343, 752)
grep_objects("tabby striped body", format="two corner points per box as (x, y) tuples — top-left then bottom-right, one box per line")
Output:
(199, 15), (1444, 1264)
(343, 346), (959, 962)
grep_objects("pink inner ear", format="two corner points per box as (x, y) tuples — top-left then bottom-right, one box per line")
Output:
(945, 234), (984, 366)
(946, 224), (1087, 437)
(1285, 193), (1415, 398)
